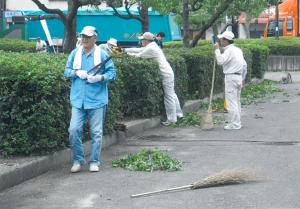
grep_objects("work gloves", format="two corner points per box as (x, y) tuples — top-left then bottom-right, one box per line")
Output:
(75, 70), (88, 79)
(87, 75), (104, 83)
(75, 69), (104, 83)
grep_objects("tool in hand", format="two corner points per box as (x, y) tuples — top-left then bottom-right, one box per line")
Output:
(86, 56), (112, 76)
(200, 35), (218, 130)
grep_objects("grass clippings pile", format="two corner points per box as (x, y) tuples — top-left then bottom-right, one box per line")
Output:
(112, 148), (183, 172)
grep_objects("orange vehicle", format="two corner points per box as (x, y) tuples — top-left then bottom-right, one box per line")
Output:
(264, 0), (299, 37)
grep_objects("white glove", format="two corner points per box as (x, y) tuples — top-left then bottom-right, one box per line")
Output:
(87, 74), (104, 83)
(75, 70), (88, 80)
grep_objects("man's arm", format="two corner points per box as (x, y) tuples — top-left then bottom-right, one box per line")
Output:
(242, 59), (247, 81)
(214, 48), (231, 66)
(125, 47), (144, 54)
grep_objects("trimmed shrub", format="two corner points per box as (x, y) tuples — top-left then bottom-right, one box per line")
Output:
(0, 52), (70, 155)
(240, 44), (269, 79)
(237, 37), (300, 56)
(113, 55), (164, 118)
(165, 47), (224, 99)
(0, 40), (270, 156)
(0, 38), (36, 52)
(0, 52), (121, 155)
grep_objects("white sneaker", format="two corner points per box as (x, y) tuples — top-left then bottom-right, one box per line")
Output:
(70, 163), (81, 173)
(161, 120), (176, 126)
(224, 124), (242, 130)
(89, 164), (99, 172)
(177, 113), (184, 119)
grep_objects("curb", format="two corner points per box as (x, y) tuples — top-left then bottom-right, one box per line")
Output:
(0, 98), (209, 192)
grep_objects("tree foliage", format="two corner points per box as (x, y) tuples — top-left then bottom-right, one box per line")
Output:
(31, 0), (105, 52)
(155, 0), (270, 48)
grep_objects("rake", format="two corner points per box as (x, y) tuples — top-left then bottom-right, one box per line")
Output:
(131, 168), (260, 198)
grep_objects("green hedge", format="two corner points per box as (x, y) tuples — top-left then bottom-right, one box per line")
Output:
(0, 40), (268, 156)
(0, 52), (70, 155)
(0, 38), (36, 52)
(0, 51), (186, 155)
(113, 55), (163, 118)
(236, 37), (300, 56)
(165, 47), (224, 99)
(239, 44), (269, 79)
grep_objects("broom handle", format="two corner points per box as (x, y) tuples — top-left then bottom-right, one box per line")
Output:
(131, 184), (193, 198)
(207, 58), (216, 113)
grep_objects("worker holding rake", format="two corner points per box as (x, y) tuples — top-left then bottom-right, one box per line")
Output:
(214, 30), (247, 130)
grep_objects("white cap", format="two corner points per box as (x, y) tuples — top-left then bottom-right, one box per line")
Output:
(80, 26), (98, 37)
(107, 38), (117, 46)
(138, 32), (155, 41)
(217, 30), (235, 41)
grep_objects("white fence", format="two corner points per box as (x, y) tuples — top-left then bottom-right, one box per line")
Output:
(268, 56), (300, 71)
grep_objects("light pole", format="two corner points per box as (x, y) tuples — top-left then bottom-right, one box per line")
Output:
(275, 1), (279, 39)
(297, 0), (300, 36)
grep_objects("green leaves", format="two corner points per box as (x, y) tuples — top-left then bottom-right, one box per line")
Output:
(241, 80), (281, 105)
(0, 39), (36, 52)
(112, 148), (183, 172)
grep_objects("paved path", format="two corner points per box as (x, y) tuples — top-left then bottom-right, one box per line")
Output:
(0, 73), (300, 209)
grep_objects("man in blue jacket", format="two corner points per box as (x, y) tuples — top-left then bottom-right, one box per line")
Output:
(64, 26), (116, 173)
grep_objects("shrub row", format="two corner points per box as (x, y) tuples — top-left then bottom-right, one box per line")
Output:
(0, 40), (267, 155)
(0, 38), (36, 52)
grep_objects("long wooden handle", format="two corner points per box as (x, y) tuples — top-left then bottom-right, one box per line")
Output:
(207, 58), (216, 113)
(131, 184), (192, 198)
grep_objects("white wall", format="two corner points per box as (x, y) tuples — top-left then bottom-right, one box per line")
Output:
(6, 0), (67, 10)
(6, 0), (107, 11)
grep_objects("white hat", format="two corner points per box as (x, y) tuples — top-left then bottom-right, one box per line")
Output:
(138, 32), (155, 41)
(217, 30), (235, 41)
(107, 38), (117, 46)
(80, 26), (98, 37)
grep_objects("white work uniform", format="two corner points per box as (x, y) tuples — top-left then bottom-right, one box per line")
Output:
(125, 42), (183, 122)
(99, 43), (113, 54)
(215, 44), (247, 128)
(36, 40), (47, 52)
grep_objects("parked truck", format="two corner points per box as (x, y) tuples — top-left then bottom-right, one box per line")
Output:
(0, 8), (181, 46)
(264, 0), (299, 37)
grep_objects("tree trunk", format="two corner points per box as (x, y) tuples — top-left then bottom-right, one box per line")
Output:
(182, 0), (190, 48)
(190, 0), (234, 47)
(231, 16), (238, 38)
(63, 16), (77, 53)
(141, 5), (149, 32)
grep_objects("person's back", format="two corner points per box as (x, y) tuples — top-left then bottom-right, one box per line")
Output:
(125, 32), (183, 126)
(36, 38), (47, 52)
(220, 44), (245, 74)
(130, 41), (172, 76)
(154, 32), (165, 49)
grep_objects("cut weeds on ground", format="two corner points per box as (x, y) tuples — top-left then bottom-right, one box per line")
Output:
(112, 148), (183, 172)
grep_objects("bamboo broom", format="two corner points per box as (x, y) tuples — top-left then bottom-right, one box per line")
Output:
(200, 58), (216, 130)
(131, 168), (260, 198)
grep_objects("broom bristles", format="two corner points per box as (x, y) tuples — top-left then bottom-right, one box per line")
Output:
(201, 112), (214, 130)
(191, 168), (259, 189)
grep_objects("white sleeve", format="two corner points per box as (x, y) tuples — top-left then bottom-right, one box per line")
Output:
(134, 45), (155, 59)
(125, 47), (144, 54)
(215, 49), (231, 65)
(242, 59), (247, 80)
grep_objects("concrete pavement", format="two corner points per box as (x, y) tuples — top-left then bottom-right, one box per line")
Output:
(0, 72), (300, 209)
